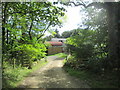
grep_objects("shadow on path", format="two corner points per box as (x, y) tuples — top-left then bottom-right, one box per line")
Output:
(18, 56), (90, 88)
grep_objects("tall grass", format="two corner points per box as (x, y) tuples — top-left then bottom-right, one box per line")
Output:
(3, 60), (47, 88)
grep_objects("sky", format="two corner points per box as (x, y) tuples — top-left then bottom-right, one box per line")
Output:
(57, 6), (83, 34)
(45, 5), (83, 36)
(44, 0), (95, 36)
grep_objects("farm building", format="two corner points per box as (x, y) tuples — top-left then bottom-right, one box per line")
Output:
(46, 38), (66, 55)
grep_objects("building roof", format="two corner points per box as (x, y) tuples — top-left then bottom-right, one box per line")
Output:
(46, 41), (63, 46)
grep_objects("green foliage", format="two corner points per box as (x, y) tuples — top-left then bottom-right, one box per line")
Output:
(64, 66), (119, 88)
(61, 31), (72, 38)
(15, 43), (46, 59)
(3, 63), (30, 88)
(61, 29), (81, 38)
(44, 35), (53, 41)
(3, 60), (48, 88)
(2, 2), (66, 88)
(53, 29), (61, 38)
(66, 29), (95, 59)
(58, 53), (67, 58)
(65, 27), (108, 72)
(2, 2), (65, 67)
(47, 53), (67, 57)
(64, 7), (109, 73)
(64, 55), (82, 69)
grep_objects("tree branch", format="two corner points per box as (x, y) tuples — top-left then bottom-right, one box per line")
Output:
(28, 19), (33, 40)
(9, 10), (43, 15)
(64, 2), (105, 9)
(69, 2), (86, 7)
(37, 21), (52, 40)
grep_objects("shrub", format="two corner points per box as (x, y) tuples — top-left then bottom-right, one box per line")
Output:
(13, 43), (47, 67)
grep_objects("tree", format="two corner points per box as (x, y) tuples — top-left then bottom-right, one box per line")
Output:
(53, 29), (61, 38)
(67, 29), (95, 59)
(61, 29), (80, 38)
(61, 1), (120, 70)
(44, 35), (53, 41)
(2, 2), (65, 67)
(61, 31), (72, 38)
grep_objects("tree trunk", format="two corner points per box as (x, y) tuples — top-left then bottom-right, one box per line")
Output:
(106, 3), (119, 69)
(28, 20), (33, 40)
(2, 3), (8, 54)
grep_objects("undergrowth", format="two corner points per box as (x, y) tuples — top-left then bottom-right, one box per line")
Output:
(3, 60), (47, 88)
(63, 66), (119, 88)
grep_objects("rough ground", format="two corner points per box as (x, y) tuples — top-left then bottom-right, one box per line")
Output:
(18, 55), (90, 88)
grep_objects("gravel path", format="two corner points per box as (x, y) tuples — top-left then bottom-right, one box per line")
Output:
(18, 55), (90, 88)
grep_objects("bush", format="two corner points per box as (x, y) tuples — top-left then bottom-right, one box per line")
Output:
(13, 43), (47, 67)
(84, 58), (102, 73)
(64, 55), (83, 69)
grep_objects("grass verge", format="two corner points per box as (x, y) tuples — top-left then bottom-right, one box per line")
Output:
(3, 60), (48, 88)
(63, 66), (119, 88)
(47, 53), (67, 58)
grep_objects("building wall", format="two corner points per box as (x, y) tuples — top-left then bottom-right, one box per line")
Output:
(48, 46), (63, 55)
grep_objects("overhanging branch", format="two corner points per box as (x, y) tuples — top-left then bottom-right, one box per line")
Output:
(64, 2), (105, 9)
(37, 21), (52, 40)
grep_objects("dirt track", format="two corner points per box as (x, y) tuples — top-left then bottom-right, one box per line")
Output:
(18, 55), (90, 88)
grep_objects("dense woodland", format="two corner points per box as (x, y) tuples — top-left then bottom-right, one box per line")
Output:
(2, 2), (66, 88)
(2, 2), (65, 66)
(2, 1), (120, 88)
